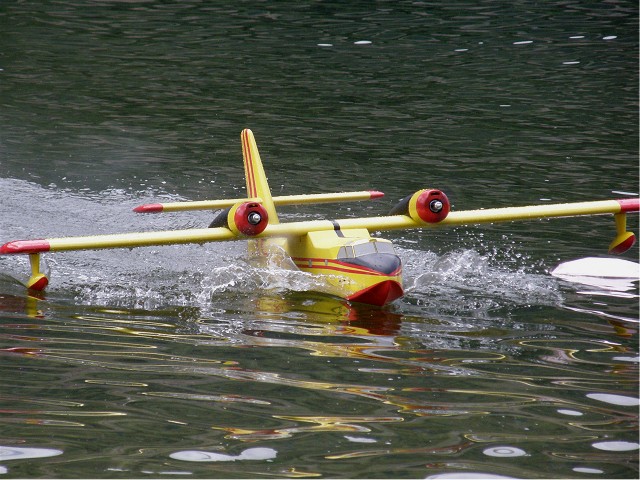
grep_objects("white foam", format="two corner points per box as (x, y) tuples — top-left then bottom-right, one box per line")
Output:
(573, 467), (604, 474)
(344, 436), (377, 443)
(557, 409), (583, 416)
(483, 446), (527, 457)
(170, 447), (277, 462)
(592, 441), (639, 452)
(0, 446), (63, 461)
(587, 393), (640, 407)
(426, 474), (519, 479)
(551, 258), (639, 289)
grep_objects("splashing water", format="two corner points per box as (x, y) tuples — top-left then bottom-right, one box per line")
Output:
(400, 247), (562, 317)
(0, 177), (564, 314)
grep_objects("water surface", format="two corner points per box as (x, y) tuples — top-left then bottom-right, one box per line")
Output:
(0, 1), (638, 478)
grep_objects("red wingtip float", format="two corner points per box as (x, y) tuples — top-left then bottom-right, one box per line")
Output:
(1, 129), (638, 304)
(609, 204), (638, 254)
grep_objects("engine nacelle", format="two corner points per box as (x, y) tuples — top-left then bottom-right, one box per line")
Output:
(227, 202), (269, 236)
(389, 189), (450, 224)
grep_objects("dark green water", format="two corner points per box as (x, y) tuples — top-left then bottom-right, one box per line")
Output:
(0, 1), (638, 478)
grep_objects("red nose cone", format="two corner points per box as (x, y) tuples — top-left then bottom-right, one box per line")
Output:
(348, 280), (404, 307)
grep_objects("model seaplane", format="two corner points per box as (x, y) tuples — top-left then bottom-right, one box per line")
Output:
(1, 129), (638, 306)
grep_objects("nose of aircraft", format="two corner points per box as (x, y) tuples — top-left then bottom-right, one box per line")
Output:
(348, 279), (404, 306)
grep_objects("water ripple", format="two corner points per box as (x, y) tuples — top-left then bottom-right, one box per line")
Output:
(0, 1), (637, 477)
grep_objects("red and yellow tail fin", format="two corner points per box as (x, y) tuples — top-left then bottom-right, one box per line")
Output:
(241, 129), (279, 225)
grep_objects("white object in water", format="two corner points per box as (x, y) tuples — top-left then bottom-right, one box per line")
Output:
(551, 257), (639, 291)
(170, 447), (277, 462)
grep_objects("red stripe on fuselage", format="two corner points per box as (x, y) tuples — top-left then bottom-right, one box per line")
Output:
(295, 262), (381, 277)
(293, 257), (401, 277)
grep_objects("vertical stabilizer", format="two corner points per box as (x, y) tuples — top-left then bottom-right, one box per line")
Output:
(241, 129), (279, 225)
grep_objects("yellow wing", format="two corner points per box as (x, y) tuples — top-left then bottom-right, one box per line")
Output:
(0, 227), (237, 254)
(3, 198), (636, 255)
(326, 197), (638, 255)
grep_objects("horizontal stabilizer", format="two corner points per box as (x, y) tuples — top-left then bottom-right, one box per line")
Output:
(134, 191), (384, 213)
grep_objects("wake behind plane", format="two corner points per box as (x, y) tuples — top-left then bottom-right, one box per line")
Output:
(1, 129), (638, 306)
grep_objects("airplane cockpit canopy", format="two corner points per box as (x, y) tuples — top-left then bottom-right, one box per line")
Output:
(336, 240), (400, 275)
(337, 240), (397, 259)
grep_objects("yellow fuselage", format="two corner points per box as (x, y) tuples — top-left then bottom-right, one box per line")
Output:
(282, 229), (403, 306)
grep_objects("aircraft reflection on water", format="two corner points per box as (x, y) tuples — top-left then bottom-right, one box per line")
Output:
(1, 284), (637, 456)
